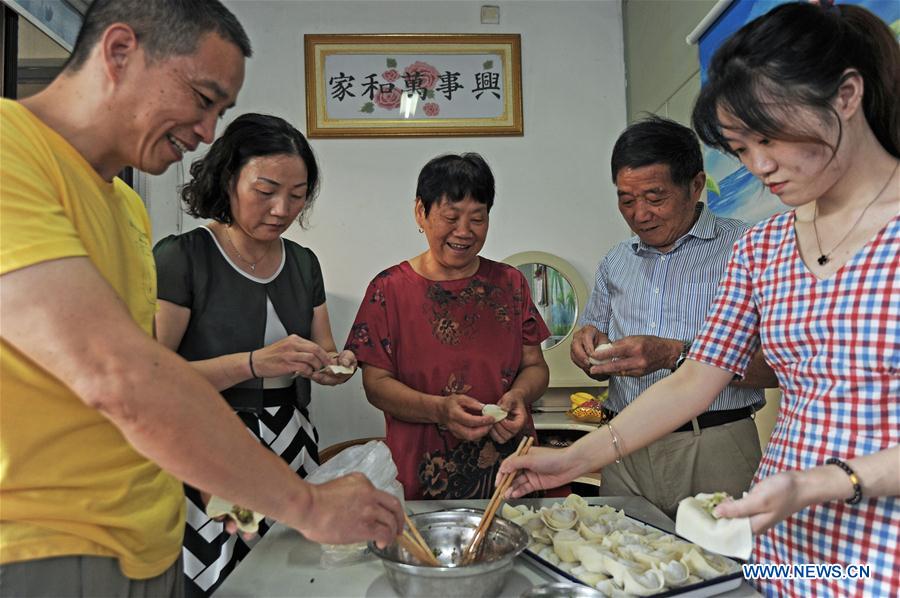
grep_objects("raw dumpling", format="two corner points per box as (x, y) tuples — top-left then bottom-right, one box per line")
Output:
(576, 503), (617, 524)
(618, 545), (676, 568)
(602, 530), (645, 550)
(589, 342), (614, 365)
(501, 503), (534, 524)
(563, 493), (589, 510)
(648, 536), (695, 558)
(541, 506), (579, 531)
(594, 579), (630, 598)
(573, 544), (619, 574)
(586, 549), (643, 586)
(675, 492), (752, 560)
(501, 503), (526, 521)
(551, 529), (584, 562)
(537, 545), (561, 566)
(531, 526), (555, 544)
(611, 518), (644, 533)
(571, 565), (609, 586)
(578, 520), (611, 542)
(205, 495), (265, 534)
(655, 559), (691, 587)
(502, 504), (545, 533)
(681, 547), (737, 580)
(482, 404), (508, 422)
(621, 567), (666, 596)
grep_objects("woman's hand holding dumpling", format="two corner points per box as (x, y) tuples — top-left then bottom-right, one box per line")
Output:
(490, 390), (527, 444)
(439, 393), (495, 441)
(253, 334), (330, 379)
(713, 470), (808, 534)
(311, 350), (358, 386)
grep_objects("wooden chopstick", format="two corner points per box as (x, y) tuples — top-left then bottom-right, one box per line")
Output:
(470, 437), (528, 544)
(462, 436), (533, 564)
(404, 513), (434, 558)
(400, 512), (440, 566)
(462, 437), (531, 563)
(397, 532), (439, 566)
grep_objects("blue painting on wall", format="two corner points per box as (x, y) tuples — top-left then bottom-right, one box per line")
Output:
(698, 0), (900, 224)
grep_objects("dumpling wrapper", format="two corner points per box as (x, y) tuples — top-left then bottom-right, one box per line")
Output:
(205, 495), (265, 534)
(675, 493), (752, 560)
(588, 343), (614, 366)
(292, 363), (357, 379)
(482, 404), (508, 422)
(322, 363), (356, 375)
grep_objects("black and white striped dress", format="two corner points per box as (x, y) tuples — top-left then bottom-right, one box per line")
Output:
(181, 400), (319, 596)
(153, 227), (327, 597)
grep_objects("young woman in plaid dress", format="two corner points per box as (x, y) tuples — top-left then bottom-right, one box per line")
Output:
(500, 3), (898, 596)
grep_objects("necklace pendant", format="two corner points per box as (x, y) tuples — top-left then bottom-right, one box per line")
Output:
(249, 264), (256, 271)
(817, 254), (829, 266)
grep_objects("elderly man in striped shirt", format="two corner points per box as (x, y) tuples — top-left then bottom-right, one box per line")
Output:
(570, 116), (778, 518)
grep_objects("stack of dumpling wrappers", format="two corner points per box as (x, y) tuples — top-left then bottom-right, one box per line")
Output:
(501, 494), (739, 597)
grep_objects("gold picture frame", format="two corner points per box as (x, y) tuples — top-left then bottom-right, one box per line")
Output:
(304, 34), (523, 138)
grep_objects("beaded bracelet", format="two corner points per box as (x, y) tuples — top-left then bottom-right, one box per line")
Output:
(825, 457), (862, 505)
(606, 422), (624, 464)
(248, 350), (260, 379)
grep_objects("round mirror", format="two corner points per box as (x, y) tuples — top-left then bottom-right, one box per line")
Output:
(515, 263), (578, 350)
(503, 251), (598, 387)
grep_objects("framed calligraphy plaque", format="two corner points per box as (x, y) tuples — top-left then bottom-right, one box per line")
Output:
(304, 34), (523, 138)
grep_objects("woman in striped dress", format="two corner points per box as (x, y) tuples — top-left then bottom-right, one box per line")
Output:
(154, 113), (357, 596)
(501, 3), (898, 596)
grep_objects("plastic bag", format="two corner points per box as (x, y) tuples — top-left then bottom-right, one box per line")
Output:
(305, 440), (405, 567)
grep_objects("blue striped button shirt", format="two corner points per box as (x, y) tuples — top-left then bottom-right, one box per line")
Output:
(581, 203), (765, 413)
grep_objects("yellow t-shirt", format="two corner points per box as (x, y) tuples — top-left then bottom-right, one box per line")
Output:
(0, 99), (184, 579)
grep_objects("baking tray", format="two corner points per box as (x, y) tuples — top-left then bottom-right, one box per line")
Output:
(518, 511), (744, 597)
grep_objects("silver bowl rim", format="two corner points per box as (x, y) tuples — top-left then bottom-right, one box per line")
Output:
(521, 582), (606, 597)
(367, 507), (529, 572)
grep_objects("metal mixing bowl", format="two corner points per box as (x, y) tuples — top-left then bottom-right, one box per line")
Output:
(369, 508), (529, 598)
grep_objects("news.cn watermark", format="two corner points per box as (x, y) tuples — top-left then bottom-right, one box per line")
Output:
(742, 563), (871, 581)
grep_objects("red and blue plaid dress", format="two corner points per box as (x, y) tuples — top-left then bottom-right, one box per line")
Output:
(690, 211), (899, 597)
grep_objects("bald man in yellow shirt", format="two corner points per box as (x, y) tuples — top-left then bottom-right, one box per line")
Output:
(0, 1), (402, 595)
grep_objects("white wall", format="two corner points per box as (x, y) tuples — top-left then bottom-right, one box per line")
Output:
(623, 0), (716, 124)
(146, 0), (629, 449)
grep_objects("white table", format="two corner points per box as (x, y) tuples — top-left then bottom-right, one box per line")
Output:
(215, 497), (759, 597)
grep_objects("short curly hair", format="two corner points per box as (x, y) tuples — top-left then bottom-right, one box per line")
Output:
(180, 113), (320, 227)
(415, 153), (495, 217)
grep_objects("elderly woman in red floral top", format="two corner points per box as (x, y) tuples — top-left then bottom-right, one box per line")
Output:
(346, 153), (550, 500)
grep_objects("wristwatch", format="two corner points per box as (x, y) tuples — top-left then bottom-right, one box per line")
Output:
(671, 340), (692, 372)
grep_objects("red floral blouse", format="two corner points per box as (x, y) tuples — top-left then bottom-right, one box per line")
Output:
(346, 258), (550, 499)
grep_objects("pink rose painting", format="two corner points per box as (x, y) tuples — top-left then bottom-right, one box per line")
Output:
(374, 88), (402, 110)
(382, 69), (399, 82)
(404, 61), (440, 90)
(423, 102), (440, 117)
